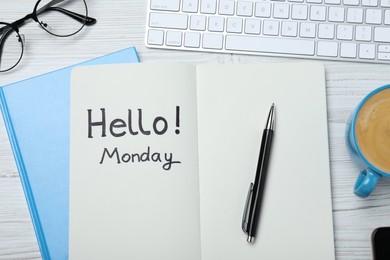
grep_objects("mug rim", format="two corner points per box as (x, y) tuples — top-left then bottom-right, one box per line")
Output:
(351, 84), (390, 176)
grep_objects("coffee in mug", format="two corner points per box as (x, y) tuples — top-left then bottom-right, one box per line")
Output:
(346, 85), (390, 198)
(355, 88), (390, 173)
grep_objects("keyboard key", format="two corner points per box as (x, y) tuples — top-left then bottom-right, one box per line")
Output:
(362, 0), (378, 6)
(386, 10), (390, 25)
(356, 26), (372, 41)
(208, 16), (225, 32)
(237, 1), (253, 16)
(226, 35), (315, 55)
(317, 41), (338, 57)
(227, 17), (243, 33)
(289, 0), (304, 3)
(310, 6), (326, 21)
(381, 0), (390, 6)
(378, 45), (390, 52)
(219, 0), (235, 15)
(255, 2), (272, 18)
(201, 0), (217, 14)
(292, 5), (308, 20)
(328, 7), (345, 22)
(378, 52), (390, 60)
(274, 3), (290, 19)
(366, 9), (382, 24)
(340, 42), (357, 58)
(318, 24), (335, 39)
(282, 21), (298, 36)
(347, 8), (364, 23)
(184, 32), (201, 47)
(151, 0), (180, 11)
(166, 31), (183, 46)
(343, 0), (359, 5)
(245, 19), (261, 34)
(203, 33), (224, 49)
(149, 13), (188, 30)
(147, 30), (164, 45)
(263, 20), (280, 35)
(325, 0), (341, 4)
(374, 27), (390, 42)
(307, 0), (322, 3)
(190, 15), (207, 31)
(183, 0), (199, 13)
(337, 25), (353, 40)
(359, 44), (376, 59)
(300, 22), (316, 38)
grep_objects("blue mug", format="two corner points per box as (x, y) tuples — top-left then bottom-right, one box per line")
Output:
(346, 85), (390, 198)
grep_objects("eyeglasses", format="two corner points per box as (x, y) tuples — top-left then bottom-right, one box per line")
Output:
(0, 0), (96, 73)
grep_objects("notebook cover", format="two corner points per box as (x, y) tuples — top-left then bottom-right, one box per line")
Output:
(0, 47), (140, 260)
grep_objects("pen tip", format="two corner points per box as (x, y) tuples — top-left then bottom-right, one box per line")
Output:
(265, 104), (276, 130)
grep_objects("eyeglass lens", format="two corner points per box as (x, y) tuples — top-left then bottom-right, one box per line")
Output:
(36, 0), (88, 37)
(0, 25), (24, 72)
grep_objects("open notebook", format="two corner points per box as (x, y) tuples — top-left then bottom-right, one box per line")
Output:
(69, 64), (335, 260)
(0, 48), (139, 260)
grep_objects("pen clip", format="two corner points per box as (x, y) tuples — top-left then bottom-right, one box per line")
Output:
(242, 183), (253, 235)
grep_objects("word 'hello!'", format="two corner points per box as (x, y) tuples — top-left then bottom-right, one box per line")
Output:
(87, 107), (181, 138)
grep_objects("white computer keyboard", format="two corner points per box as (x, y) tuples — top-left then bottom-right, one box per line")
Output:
(146, 0), (390, 63)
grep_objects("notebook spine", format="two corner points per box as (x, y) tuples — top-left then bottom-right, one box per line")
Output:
(0, 88), (50, 260)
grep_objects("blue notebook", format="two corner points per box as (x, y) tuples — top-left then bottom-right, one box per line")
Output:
(0, 47), (139, 260)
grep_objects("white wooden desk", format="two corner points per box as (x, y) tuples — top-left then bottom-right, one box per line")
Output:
(1, 1), (390, 259)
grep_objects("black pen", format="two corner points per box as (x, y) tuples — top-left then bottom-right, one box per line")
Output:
(242, 104), (276, 243)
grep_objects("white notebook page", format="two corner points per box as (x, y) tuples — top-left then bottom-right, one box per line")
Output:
(69, 64), (201, 260)
(196, 63), (335, 260)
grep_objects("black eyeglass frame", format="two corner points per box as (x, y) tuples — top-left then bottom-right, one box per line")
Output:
(0, 0), (96, 72)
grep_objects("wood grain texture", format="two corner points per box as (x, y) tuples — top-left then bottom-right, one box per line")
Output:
(1, 0), (390, 259)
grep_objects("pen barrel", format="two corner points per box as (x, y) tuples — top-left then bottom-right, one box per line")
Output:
(247, 129), (274, 239)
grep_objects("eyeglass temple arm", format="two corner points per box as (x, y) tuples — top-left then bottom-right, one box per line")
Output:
(37, 0), (96, 26)
(42, 7), (96, 26)
(38, 0), (67, 11)
(0, 26), (7, 35)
